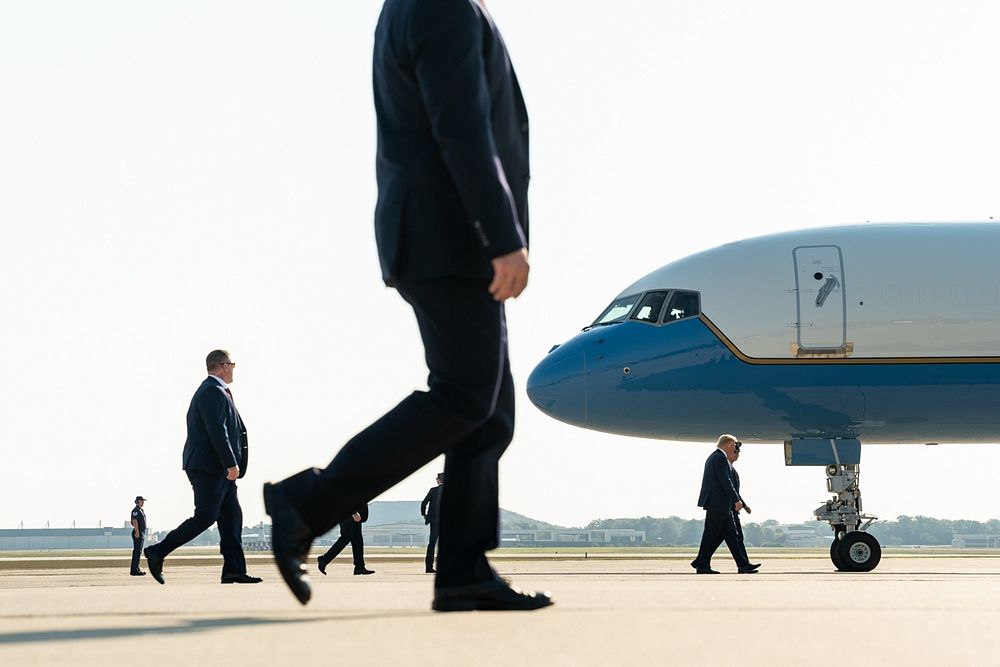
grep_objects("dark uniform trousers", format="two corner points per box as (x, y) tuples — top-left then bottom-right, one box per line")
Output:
(282, 278), (513, 588)
(426, 521), (439, 572)
(321, 518), (366, 568)
(149, 469), (247, 575)
(131, 533), (144, 573)
(692, 509), (751, 570)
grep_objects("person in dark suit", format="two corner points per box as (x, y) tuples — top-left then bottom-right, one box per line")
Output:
(263, 0), (552, 611)
(420, 472), (444, 573)
(729, 442), (757, 570)
(316, 504), (374, 576)
(129, 496), (147, 576)
(691, 434), (760, 574)
(144, 350), (261, 585)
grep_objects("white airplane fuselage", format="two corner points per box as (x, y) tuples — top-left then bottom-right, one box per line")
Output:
(527, 223), (1000, 444)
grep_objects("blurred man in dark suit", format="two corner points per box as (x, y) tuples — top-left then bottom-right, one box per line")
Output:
(691, 434), (759, 574)
(144, 350), (261, 585)
(264, 0), (552, 611)
(421, 472), (444, 573)
(316, 503), (374, 576)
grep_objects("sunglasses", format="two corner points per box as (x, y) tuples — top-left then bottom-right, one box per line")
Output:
(734, 441), (742, 452)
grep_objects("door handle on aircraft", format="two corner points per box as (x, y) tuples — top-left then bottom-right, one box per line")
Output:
(815, 276), (840, 307)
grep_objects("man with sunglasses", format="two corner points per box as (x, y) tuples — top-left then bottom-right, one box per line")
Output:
(728, 441), (758, 572)
(144, 349), (260, 585)
(691, 434), (760, 574)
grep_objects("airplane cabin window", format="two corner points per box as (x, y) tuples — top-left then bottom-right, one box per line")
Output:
(592, 294), (641, 327)
(665, 291), (700, 321)
(630, 291), (668, 323)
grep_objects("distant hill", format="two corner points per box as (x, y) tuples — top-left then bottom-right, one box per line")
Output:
(500, 508), (564, 530)
(367, 501), (562, 530)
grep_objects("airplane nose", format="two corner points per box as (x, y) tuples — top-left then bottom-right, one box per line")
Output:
(526, 341), (586, 427)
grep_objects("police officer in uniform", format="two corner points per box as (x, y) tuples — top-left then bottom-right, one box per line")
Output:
(130, 496), (147, 576)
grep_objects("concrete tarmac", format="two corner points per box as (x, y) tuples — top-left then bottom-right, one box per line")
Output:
(3, 552), (1000, 666)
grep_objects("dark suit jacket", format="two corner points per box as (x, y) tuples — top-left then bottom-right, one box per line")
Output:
(421, 485), (442, 525)
(182, 377), (248, 477)
(697, 449), (739, 513)
(373, 0), (529, 283)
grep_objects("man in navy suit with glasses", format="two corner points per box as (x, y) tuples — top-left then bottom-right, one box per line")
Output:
(145, 349), (261, 585)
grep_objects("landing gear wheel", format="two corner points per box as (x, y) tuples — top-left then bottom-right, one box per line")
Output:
(836, 532), (881, 572)
(830, 537), (845, 571)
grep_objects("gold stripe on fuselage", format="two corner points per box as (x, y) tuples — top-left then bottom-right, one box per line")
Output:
(698, 314), (1000, 365)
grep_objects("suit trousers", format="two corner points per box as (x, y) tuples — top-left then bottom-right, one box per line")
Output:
(150, 469), (247, 575)
(425, 522), (439, 571)
(321, 519), (366, 568)
(130, 534), (143, 573)
(732, 510), (751, 565)
(281, 278), (514, 588)
(693, 509), (751, 569)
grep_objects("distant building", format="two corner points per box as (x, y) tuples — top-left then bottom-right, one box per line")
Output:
(0, 528), (135, 550)
(502, 528), (645, 547)
(952, 534), (1000, 549)
(361, 523), (429, 547)
(770, 524), (830, 548)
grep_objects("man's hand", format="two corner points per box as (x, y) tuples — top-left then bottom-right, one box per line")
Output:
(735, 501), (744, 512)
(489, 248), (529, 302)
(134, 530), (139, 538)
(226, 466), (240, 481)
(352, 512), (362, 522)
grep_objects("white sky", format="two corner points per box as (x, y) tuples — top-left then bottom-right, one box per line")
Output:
(2, 1), (999, 533)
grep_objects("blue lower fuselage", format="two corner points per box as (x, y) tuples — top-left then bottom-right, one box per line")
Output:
(526, 316), (1000, 443)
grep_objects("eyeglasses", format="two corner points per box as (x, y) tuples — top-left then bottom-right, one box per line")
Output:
(221, 362), (236, 368)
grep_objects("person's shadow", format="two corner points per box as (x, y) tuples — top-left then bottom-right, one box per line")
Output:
(0, 611), (425, 645)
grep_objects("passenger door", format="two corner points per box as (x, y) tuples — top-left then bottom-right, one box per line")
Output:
(793, 245), (847, 353)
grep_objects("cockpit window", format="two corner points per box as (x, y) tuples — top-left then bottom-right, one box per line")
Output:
(591, 294), (640, 327)
(665, 291), (700, 322)
(630, 291), (668, 324)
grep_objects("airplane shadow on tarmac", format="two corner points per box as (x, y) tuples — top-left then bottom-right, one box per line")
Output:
(0, 611), (426, 646)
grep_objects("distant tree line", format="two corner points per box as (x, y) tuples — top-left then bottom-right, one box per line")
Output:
(869, 516), (1000, 546)
(585, 515), (1000, 547)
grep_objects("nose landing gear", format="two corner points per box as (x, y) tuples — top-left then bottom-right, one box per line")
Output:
(815, 462), (880, 571)
(785, 438), (881, 572)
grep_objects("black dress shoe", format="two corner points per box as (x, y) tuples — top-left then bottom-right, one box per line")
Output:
(354, 568), (375, 575)
(129, 571), (146, 576)
(263, 482), (314, 605)
(746, 562), (761, 570)
(738, 567), (759, 574)
(426, 568), (436, 574)
(143, 548), (165, 585)
(221, 573), (263, 584)
(432, 578), (554, 612)
(316, 556), (328, 576)
(696, 568), (720, 574)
